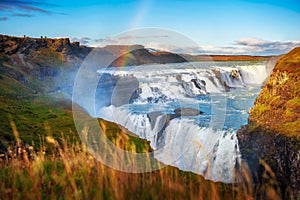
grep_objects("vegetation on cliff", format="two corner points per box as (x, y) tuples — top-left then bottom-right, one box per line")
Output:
(238, 47), (300, 199)
(249, 47), (300, 139)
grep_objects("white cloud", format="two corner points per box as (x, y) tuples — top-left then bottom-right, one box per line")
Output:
(70, 37), (91, 46)
(84, 35), (300, 55)
(232, 38), (300, 54)
(145, 38), (300, 55)
(234, 38), (272, 46)
(90, 34), (169, 47)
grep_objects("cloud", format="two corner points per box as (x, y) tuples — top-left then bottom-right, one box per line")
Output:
(96, 37), (119, 45)
(91, 34), (169, 47)
(233, 38), (300, 54)
(12, 13), (34, 17)
(72, 35), (300, 55)
(0, 17), (8, 21)
(117, 35), (169, 40)
(17, 5), (50, 13)
(146, 38), (300, 55)
(71, 37), (92, 46)
(0, 0), (60, 20)
(0, 0), (57, 8)
(0, 5), (12, 11)
(234, 38), (272, 46)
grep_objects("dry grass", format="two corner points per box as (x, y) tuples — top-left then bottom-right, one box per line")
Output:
(0, 119), (258, 200)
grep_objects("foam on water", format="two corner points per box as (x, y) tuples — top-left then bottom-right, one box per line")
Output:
(96, 61), (270, 183)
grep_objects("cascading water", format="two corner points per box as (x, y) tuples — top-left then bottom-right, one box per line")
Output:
(96, 61), (271, 183)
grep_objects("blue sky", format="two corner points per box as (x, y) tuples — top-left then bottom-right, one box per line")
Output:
(1, 0), (300, 55)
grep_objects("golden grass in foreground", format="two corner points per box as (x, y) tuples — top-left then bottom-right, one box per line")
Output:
(0, 120), (280, 200)
(0, 142), (246, 200)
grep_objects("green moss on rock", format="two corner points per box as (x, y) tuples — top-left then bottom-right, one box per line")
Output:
(249, 47), (300, 139)
(238, 47), (300, 199)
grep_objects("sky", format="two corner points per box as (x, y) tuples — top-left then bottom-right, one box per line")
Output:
(1, 0), (300, 55)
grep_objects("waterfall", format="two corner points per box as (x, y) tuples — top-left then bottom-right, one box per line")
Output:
(99, 105), (240, 183)
(97, 63), (268, 105)
(238, 65), (268, 85)
(95, 62), (269, 183)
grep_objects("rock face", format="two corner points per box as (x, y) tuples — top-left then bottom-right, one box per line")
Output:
(0, 34), (92, 64)
(237, 47), (300, 200)
(0, 34), (93, 95)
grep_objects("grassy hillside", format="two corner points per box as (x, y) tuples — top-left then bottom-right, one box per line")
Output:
(0, 82), (152, 154)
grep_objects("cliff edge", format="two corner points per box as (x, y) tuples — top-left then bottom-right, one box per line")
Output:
(238, 47), (300, 199)
(249, 47), (300, 138)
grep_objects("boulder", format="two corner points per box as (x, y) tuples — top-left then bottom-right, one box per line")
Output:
(174, 108), (203, 116)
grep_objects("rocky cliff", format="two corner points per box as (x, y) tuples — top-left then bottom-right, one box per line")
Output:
(0, 35), (93, 95)
(0, 34), (92, 66)
(0, 35), (188, 95)
(238, 47), (300, 199)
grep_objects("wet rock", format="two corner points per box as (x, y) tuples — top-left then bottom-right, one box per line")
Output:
(174, 108), (203, 116)
(230, 69), (240, 79)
